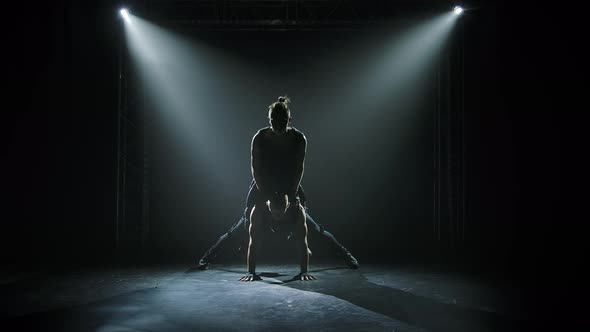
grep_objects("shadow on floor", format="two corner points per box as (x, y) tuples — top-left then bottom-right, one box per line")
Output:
(281, 269), (527, 332)
(192, 265), (529, 331)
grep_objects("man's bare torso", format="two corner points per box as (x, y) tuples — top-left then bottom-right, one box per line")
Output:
(253, 127), (305, 194)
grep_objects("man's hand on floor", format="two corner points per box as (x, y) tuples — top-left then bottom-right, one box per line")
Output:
(239, 272), (261, 282)
(295, 273), (317, 281)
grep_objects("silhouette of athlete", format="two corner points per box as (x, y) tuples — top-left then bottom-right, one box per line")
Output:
(237, 96), (312, 281)
(196, 97), (358, 275)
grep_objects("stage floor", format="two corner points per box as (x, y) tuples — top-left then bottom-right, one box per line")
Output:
(1, 263), (530, 331)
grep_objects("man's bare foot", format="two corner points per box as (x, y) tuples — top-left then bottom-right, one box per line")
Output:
(295, 273), (316, 281)
(196, 259), (209, 270)
(239, 272), (261, 282)
(344, 252), (359, 269)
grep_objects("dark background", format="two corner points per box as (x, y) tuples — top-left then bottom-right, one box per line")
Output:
(3, 0), (569, 314)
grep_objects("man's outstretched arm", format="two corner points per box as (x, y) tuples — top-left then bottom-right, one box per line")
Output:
(290, 133), (307, 199)
(251, 131), (268, 194)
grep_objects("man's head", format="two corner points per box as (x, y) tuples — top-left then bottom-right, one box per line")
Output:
(266, 193), (290, 220)
(268, 96), (291, 135)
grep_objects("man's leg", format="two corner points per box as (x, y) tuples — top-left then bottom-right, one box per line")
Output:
(296, 185), (358, 269)
(294, 203), (316, 281)
(240, 205), (262, 281)
(197, 181), (258, 270)
(305, 212), (359, 269)
(197, 208), (249, 270)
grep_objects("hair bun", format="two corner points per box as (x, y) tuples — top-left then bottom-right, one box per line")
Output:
(277, 96), (290, 104)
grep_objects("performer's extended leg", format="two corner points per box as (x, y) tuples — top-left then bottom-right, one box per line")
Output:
(305, 212), (359, 269)
(196, 181), (257, 270)
(197, 208), (248, 270)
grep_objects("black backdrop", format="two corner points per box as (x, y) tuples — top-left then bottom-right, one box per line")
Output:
(3, 0), (567, 291)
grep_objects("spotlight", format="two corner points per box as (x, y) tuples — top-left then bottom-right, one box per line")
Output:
(120, 8), (130, 22)
(453, 6), (464, 15)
